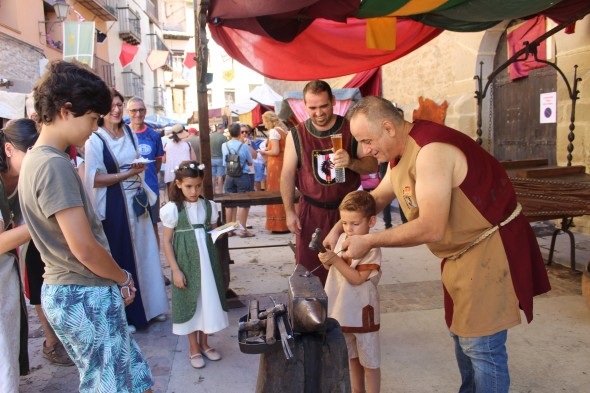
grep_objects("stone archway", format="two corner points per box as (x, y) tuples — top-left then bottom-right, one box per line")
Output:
(475, 21), (510, 155)
(475, 21), (557, 164)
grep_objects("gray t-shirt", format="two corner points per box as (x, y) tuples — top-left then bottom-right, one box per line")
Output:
(186, 135), (201, 161)
(210, 132), (227, 158)
(18, 145), (114, 286)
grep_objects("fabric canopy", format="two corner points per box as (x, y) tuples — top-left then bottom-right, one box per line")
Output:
(123, 114), (185, 129)
(210, 18), (442, 80)
(0, 91), (26, 120)
(209, 0), (358, 42)
(278, 88), (361, 122)
(250, 84), (282, 107)
(208, 0), (590, 81)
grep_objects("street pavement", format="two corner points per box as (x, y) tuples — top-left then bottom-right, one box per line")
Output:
(19, 205), (590, 392)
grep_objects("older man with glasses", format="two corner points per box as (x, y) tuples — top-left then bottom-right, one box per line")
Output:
(127, 97), (170, 285)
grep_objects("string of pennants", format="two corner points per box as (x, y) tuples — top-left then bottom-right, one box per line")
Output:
(119, 42), (196, 70)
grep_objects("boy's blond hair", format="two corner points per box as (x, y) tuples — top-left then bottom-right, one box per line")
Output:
(339, 190), (376, 219)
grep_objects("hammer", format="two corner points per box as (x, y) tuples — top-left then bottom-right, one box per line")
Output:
(309, 228), (326, 253)
(238, 319), (266, 332)
(258, 303), (286, 320)
(259, 304), (286, 345)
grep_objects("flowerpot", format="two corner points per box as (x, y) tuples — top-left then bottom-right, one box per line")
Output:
(582, 264), (590, 311)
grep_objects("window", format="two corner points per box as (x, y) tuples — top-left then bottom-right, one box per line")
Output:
(0, 0), (19, 31)
(224, 89), (235, 105)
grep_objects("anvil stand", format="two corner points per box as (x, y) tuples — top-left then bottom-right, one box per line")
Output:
(255, 265), (351, 393)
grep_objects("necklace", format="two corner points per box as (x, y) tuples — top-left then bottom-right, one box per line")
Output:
(103, 125), (122, 140)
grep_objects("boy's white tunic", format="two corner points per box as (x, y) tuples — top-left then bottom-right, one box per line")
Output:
(324, 233), (382, 332)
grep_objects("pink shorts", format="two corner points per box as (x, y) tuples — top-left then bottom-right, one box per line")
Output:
(344, 331), (380, 369)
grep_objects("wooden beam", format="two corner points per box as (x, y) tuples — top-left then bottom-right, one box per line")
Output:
(515, 165), (585, 178)
(500, 158), (548, 170)
(195, 0), (213, 199)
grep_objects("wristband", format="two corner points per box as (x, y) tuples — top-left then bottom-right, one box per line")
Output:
(120, 285), (131, 298)
(117, 269), (132, 287)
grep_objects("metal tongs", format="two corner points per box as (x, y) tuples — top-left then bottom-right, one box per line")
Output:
(270, 297), (293, 360)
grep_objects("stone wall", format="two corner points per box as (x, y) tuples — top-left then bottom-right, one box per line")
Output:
(381, 31), (484, 136)
(0, 35), (44, 94)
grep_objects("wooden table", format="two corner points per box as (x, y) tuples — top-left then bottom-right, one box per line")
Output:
(213, 191), (299, 307)
(501, 159), (590, 270)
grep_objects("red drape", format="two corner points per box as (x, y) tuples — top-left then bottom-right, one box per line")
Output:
(507, 16), (547, 80)
(209, 18), (442, 81)
(343, 67), (382, 96)
(251, 104), (263, 126)
(542, 0), (590, 34)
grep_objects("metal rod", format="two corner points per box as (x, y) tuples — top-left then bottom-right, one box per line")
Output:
(229, 244), (293, 250)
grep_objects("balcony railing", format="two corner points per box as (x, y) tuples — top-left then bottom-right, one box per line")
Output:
(148, 33), (168, 51)
(77, 0), (118, 21)
(146, 0), (158, 22)
(122, 71), (144, 99)
(153, 87), (165, 109)
(94, 56), (115, 87)
(117, 6), (141, 45)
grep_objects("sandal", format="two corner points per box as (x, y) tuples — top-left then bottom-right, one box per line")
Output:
(239, 231), (255, 238)
(201, 347), (222, 361)
(189, 353), (205, 369)
(43, 340), (74, 366)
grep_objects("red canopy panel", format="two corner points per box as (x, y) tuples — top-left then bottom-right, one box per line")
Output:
(343, 67), (382, 97)
(209, 18), (442, 81)
(209, 0), (359, 42)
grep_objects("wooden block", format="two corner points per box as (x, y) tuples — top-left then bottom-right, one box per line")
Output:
(515, 165), (585, 178)
(500, 158), (548, 170)
(583, 268), (590, 312)
(255, 318), (351, 393)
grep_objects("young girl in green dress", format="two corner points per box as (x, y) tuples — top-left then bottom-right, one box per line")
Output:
(161, 161), (228, 369)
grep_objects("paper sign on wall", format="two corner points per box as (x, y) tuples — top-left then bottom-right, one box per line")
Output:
(540, 92), (556, 124)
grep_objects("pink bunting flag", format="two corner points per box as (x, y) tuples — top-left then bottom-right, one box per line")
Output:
(119, 42), (139, 68)
(183, 52), (197, 69)
(146, 50), (170, 71)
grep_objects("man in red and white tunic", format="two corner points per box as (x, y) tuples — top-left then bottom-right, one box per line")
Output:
(280, 80), (377, 284)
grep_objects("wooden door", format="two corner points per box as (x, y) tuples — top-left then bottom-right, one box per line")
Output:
(492, 29), (557, 165)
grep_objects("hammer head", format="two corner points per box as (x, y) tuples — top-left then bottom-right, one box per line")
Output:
(309, 228), (326, 253)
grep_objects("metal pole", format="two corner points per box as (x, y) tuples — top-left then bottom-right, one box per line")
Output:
(195, 0), (213, 199)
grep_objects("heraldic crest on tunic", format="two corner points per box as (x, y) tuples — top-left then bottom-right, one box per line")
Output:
(312, 149), (338, 185)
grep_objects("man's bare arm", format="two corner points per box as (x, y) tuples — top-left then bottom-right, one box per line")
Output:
(280, 132), (301, 234)
(155, 157), (162, 173)
(342, 143), (463, 258)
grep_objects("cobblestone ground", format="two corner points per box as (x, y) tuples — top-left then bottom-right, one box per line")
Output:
(18, 205), (588, 392)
